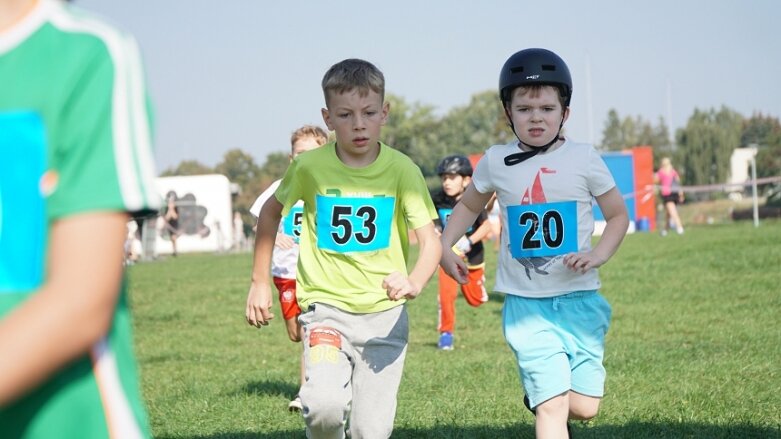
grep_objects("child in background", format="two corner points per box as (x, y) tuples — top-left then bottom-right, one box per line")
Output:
(655, 157), (685, 236)
(431, 155), (490, 350)
(248, 124), (328, 411)
(0, 0), (159, 436)
(163, 191), (180, 256)
(245, 58), (441, 438)
(486, 193), (502, 251)
(440, 48), (628, 438)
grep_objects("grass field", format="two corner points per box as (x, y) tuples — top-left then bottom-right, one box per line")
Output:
(127, 219), (781, 438)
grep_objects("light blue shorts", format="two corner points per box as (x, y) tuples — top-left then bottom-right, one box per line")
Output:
(502, 290), (612, 409)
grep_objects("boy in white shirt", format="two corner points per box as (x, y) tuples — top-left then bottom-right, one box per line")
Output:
(440, 48), (629, 438)
(248, 125), (328, 411)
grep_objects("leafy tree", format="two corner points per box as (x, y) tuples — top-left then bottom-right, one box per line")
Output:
(258, 151), (291, 182)
(381, 93), (442, 176)
(159, 160), (213, 176)
(600, 109), (671, 163)
(212, 149), (262, 222)
(741, 113), (781, 179)
(676, 106), (743, 191)
(433, 90), (512, 174)
(647, 116), (673, 165)
(741, 112), (781, 148)
(214, 149), (261, 189)
(601, 109), (624, 151)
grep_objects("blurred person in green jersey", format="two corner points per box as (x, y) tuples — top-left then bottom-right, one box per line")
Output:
(0, 0), (160, 437)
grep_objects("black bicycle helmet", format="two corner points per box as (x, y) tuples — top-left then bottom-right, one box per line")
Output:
(499, 48), (572, 107)
(436, 155), (473, 176)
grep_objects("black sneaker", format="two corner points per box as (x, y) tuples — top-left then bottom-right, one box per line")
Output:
(523, 394), (535, 414)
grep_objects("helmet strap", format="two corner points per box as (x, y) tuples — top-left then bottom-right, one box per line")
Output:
(503, 112), (565, 166)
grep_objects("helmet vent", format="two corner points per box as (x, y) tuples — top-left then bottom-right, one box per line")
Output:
(542, 64), (556, 71)
(510, 66), (525, 73)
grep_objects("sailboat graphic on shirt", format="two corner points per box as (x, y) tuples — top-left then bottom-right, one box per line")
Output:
(512, 167), (562, 280)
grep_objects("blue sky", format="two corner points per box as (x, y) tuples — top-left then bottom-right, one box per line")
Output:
(78, 0), (781, 171)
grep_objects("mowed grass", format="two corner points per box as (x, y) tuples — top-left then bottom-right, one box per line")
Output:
(127, 220), (781, 438)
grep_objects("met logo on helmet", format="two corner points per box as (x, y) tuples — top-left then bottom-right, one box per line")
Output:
(526, 74), (540, 80)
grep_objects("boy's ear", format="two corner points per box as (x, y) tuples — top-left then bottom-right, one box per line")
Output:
(562, 107), (570, 124)
(321, 107), (333, 131)
(380, 101), (390, 125)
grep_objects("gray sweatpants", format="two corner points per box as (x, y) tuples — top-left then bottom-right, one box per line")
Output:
(298, 303), (408, 439)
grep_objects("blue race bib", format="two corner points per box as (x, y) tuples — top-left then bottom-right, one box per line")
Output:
(0, 111), (47, 293)
(437, 207), (453, 229)
(282, 205), (303, 243)
(315, 195), (394, 253)
(506, 201), (578, 258)
(437, 207), (473, 233)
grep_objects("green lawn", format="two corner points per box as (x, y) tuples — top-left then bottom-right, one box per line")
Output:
(127, 220), (781, 438)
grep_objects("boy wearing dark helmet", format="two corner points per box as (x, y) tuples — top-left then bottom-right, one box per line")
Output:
(431, 155), (491, 350)
(440, 48), (628, 438)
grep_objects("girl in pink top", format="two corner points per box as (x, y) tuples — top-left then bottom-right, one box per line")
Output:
(655, 157), (685, 235)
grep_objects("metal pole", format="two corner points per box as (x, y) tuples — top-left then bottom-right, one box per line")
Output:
(750, 156), (759, 228)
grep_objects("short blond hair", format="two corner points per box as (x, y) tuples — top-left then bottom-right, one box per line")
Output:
(321, 58), (385, 107)
(291, 125), (328, 149)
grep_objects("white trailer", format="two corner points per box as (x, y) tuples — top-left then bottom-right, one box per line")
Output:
(149, 174), (233, 255)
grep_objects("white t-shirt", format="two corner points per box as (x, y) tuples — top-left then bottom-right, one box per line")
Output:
(472, 139), (616, 298)
(250, 179), (300, 279)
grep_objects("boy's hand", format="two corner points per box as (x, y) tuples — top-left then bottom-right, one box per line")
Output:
(382, 272), (421, 301)
(440, 250), (469, 284)
(563, 251), (608, 274)
(274, 233), (295, 250)
(245, 282), (275, 328)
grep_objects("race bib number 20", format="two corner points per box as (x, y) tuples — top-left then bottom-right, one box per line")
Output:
(506, 201), (578, 258)
(315, 195), (394, 253)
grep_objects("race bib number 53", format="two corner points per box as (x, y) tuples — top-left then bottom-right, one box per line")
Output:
(282, 205), (303, 243)
(506, 201), (578, 258)
(315, 195), (394, 253)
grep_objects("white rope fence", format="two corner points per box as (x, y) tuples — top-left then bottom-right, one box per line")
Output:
(620, 175), (781, 228)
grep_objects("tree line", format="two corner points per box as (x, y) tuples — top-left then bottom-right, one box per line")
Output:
(161, 91), (781, 218)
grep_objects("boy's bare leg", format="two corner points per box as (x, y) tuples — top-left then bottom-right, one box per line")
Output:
(535, 393), (570, 439)
(568, 391), (600, 420)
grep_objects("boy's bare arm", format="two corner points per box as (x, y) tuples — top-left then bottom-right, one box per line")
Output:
(0, 212), (127, 405)
(383, 222), (441, 301)
(563, 187), (629, 273)
(593, 187), (629, 260)
(409, 222), (442, 293)
(440, 185), (493, 283)
(467, 216), (492, 245)
(246, 196), (284, 328)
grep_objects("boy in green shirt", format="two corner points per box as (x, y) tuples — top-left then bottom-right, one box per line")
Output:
(246, 58), (441, 438)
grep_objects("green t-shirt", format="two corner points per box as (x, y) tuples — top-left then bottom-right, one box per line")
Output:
(0, 1), (159, 437)
(275, 142), (437, 314)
